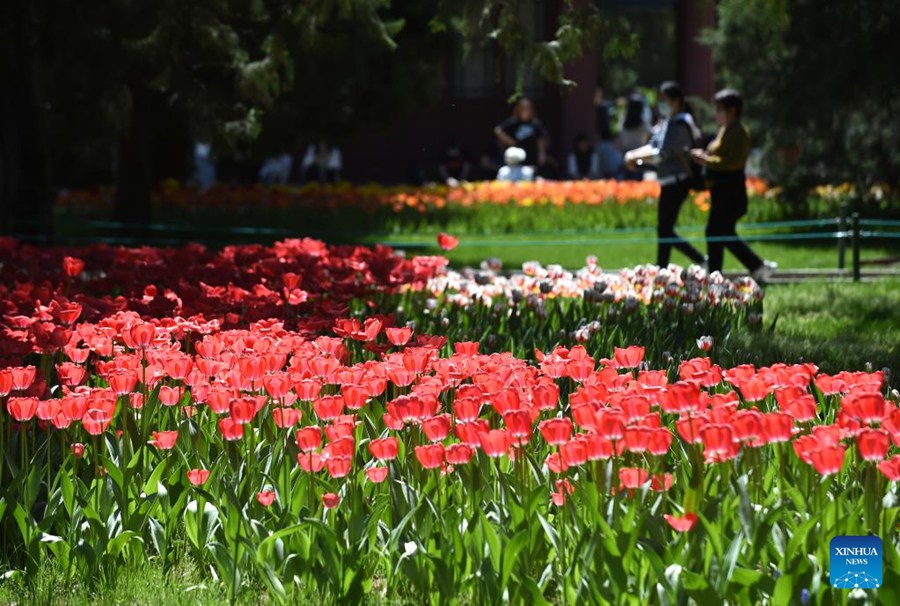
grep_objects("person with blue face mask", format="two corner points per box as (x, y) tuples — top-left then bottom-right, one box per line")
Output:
(625, 81), (706, 268)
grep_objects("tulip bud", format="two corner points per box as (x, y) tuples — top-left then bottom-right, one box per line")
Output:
(70, 443), (85, 458)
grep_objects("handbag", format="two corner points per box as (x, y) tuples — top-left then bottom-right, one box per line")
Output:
(675, 118), (707, 192)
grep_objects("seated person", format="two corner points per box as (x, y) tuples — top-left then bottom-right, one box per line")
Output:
(496, 147), (535, 182)
(566, 134), (600, 180)
(437, 138), (471, 185)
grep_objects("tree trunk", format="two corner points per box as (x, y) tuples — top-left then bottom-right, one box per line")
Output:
(0, 6), (52, 240)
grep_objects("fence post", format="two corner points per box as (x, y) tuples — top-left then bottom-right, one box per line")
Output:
(837, 203), (848, 270)
(851, 212), (861, 282)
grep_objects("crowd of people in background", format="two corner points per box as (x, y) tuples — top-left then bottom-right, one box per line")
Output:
(189, 81), (775, 278)
(466, 82), (775, 280)
(433, 86), (697, 185)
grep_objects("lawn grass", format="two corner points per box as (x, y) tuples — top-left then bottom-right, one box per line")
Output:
(725, 279), (900, 381)
(0, 559), (415, 606)
(369, 229), (900, 273)
(0, 559), (247, 606)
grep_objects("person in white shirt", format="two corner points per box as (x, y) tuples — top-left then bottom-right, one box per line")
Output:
(259, 153), (293, 185)
(496, 147), (535, 182)
(301, 143), (342, 183)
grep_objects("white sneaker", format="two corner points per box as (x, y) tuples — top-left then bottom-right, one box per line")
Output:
(750, 260), (778, 283)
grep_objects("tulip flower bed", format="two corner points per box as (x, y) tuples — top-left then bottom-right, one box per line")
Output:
(0, 238), (758, 367)
(1, 317), (899, 604)
(385, 259), (763, 364)
(2, 238), (898, 603)
(0, 236), (443, 342)
(54, 179), (775, 238)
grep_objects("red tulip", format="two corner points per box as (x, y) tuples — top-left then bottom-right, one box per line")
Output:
(453, 397), (482, 422)
(857, 429), (890, 462)
(809, 445), (846, 476)
(545, 452), (569, 474)
(539, 418), (573, 446)
(158, 385), (181, 407)
(660, 382), (702, 414)
(455, 419), (490, 446)
(313, 395), (345, 421)
(70, 443), (85, 458)
(454, 341), (479, 356)
(369, 437), (399, 461)
(187, 469), (210, 486)
(583, 433), (616, 460)
(62, 256), (85, 277)
(108, 370), (138, 395)
(503, 409), (533, 441)
(326, 456), (352, 478)
(81, 409), (112, 435)
(445, 443), (474, 465)
(218, 417), (245, 441)
(613, 346), (645, 369)
(296, 426), (323, 452)
(0, 369), (12, 397)
(126, 322), (156, 349)
(664, 513), (699, 532)
(272, 407), (301, 428)
(700, 424), (734, 455)
(256, 491), (276, 507)
(150, 430), (179, 450)
(383, 412), (404, 431)
(322, 493), (340, 509)
(10, 366), (37, 391)
(560, 439), (587, 467)
(650, 473), (674, 492)
(294, 379), (322, 402)
(437, 232), (459, 251)
(566, 357), (594, 382)
(551, 479), (575, 506)
(56, 363), (86, 387)
(595, 409), (626, 441)
(842, 393), (887, 424)
(738, 377), (771, 402)
(325, 436), (355, 459)
(647, 428), (673, 455)
(340, 384), (369, 410)
(386, 327), (413, 346)
(479, 429), (512, 457)
(7, 397), (39, 422)
(164, 357), (193, 381)
(422, 414), (451, 442)
(297, 452), (325, 473)
(877, 455), (900, 481)
(231, 397), (260, 425)
(366, 466), (389, 483)
(618, 467), (649, 489)
(414, 444), (445, 469)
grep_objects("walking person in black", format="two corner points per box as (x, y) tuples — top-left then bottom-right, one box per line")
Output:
(625, 82), (706, 268)
(691, 89), (776, 281)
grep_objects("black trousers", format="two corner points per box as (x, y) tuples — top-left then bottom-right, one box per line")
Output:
(706, 176), (763, 273)
(657, 180), (705, 267)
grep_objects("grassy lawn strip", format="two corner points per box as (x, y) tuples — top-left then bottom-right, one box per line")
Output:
(726, 279), (900, 380)
(372, 231), (900, 273)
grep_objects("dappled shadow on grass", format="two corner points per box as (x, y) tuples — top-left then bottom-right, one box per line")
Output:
(724, 280), (900, 383)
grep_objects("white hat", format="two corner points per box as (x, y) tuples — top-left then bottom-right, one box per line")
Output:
(504, 147), (527, 165)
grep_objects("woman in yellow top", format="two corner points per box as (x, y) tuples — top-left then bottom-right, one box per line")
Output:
(691, 89), (776, 282)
